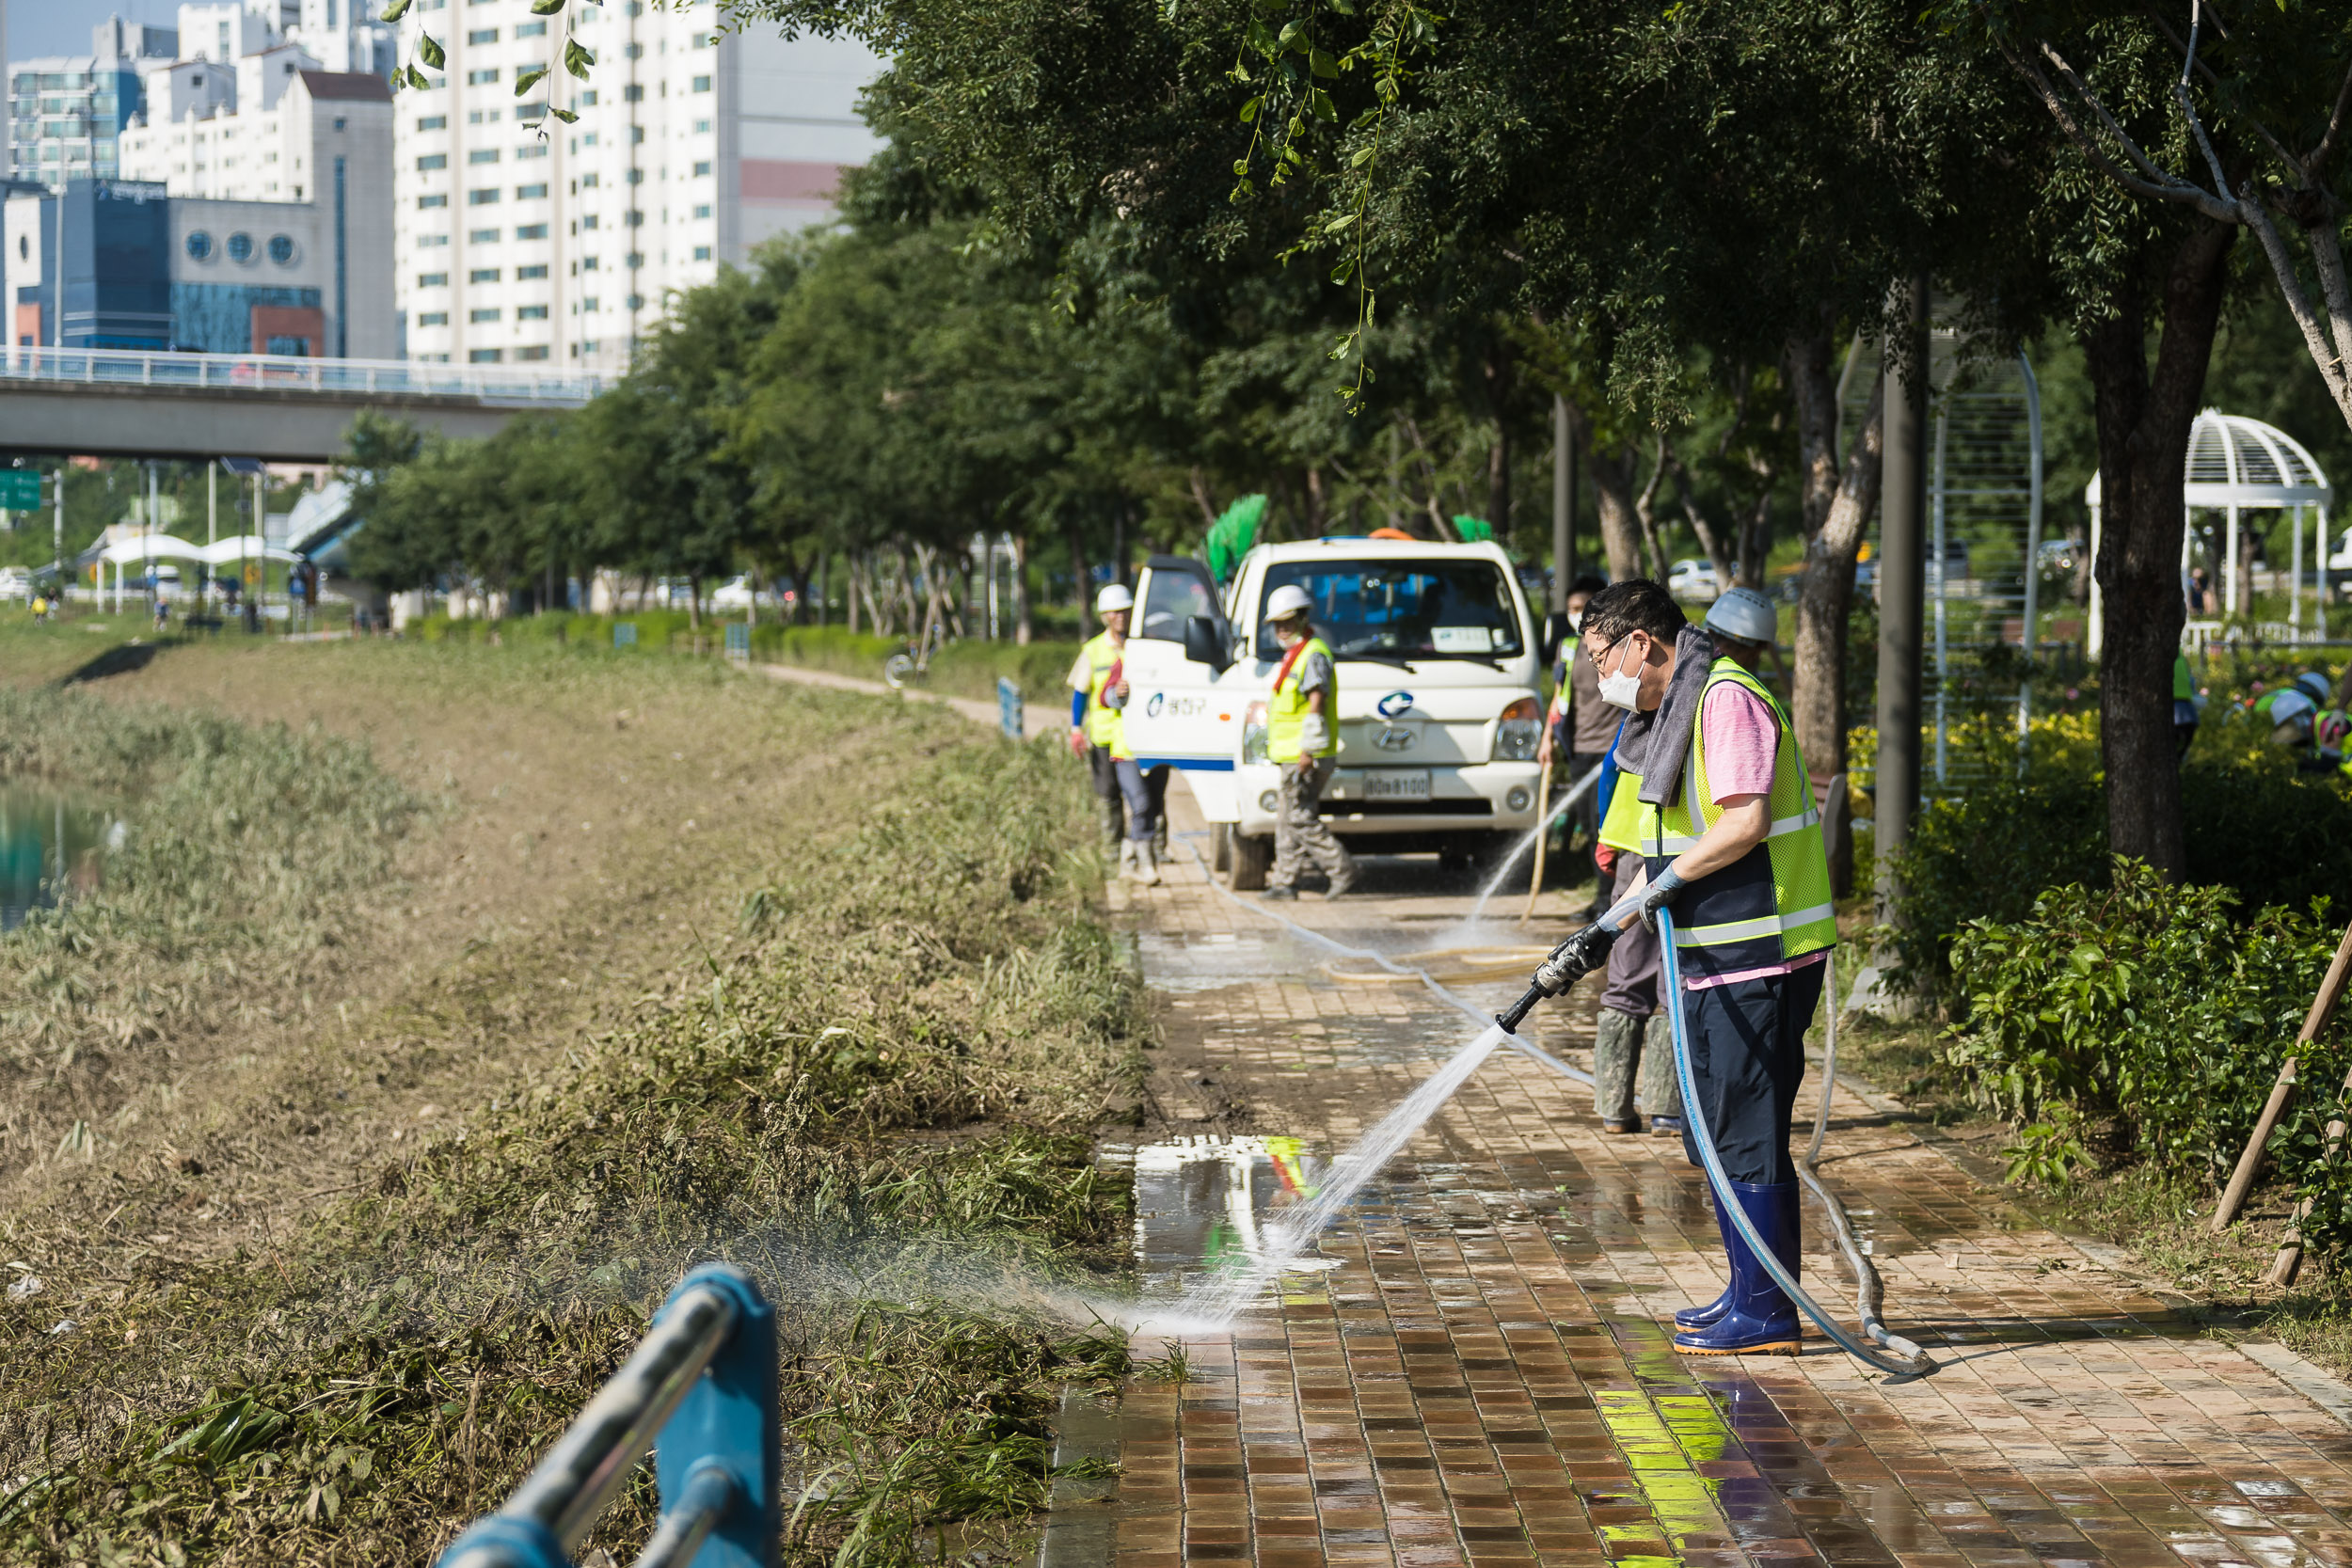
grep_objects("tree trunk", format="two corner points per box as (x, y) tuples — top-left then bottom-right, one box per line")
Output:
(847, 555), (860, 635)
(1188, 468), (1219, 530)
(2087, 222), (2236, 879)
(1304, 466), (1327, 537)
(1585, 439), (1647, 581)
(1012, 531), (1032, 645)
(1067, 525), (1094, 640)
(688, 575), (701, 632)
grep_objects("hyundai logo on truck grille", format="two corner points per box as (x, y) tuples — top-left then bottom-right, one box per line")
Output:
(1374, 724), (1417, 751)
(1375, 690), (1415, 718)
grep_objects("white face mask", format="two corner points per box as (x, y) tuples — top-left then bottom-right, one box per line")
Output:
(1565, 610), (1584, 632)
(1596, 635), (1645, 711)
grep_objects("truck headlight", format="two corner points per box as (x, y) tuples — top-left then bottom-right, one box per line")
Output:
(1259, 790), (1279, 813)
(1242, 700), (1269, 765)
(1494, 696), (1543, 762)
(1506, 785), (1533, 812)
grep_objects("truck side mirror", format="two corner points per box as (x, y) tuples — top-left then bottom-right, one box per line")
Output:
(1184, 614), (1229, 671)
(1541, 611), (1570, 669)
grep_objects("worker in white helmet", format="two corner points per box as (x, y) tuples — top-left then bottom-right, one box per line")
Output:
(1701, 586), (1783, 682)
(1261, 581), (1357, 899)
(1068, 582), (1164, 882)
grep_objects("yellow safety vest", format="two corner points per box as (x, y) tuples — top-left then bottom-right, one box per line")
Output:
(1267, 636), (1339, 763)
(1637, 658), (1836, 981)
(1080, 631), (1131, 756)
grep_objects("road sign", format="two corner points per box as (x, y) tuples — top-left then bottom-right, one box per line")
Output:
(0, 470), (40, 510)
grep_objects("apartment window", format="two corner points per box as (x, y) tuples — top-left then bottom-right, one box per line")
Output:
(518, 304), (548, 320)
(469, 348), (503, 362)
(517, 344), (549, 361)
(575, 90), (597, 107)
(691, 203), (710, 218)
(693, 33), (715, 47)
(516, 19), (547, 36)
(417, 115), (446, 131)
(418, 232), (450, 247)
(417, 193), (447, 209)
(625, 43), (644, 58)
(693, 119), (711, 133)
(516, 103), (547, 122)
(418, 271), (448, 287)
(467, 68), (499, 85)
(631, 126), (645, 144)
(625, 210), (644, 226)
(415, 152), (446, 171)
(626, 251), (644, 268)
(577, 171), (598, 189)
(517, 262), (549, 277)
(691, 75), (710, 92)
(692, 245), (711, 261)
(468, 27), (497, 43)
(625, 168), (643, 184)
(622, 85), (644, 102)
(580, 214), (599, 230)
(469, 308), (501, 324)
(691, 160), (710, 177)
(516, 143), (547, 159)
(468, 187), (501, 204)
(469, 267), (501, 283)
(333, 118), (346, 132)
(469, 148), (500, 164)
(581, 297), (598, 312)
(626, 293), (644, 310)
(418, 311), (448, 326)
(516, 182), (547, 198)
(469, 227), (500, 243)
(516, 225), (548, 241)
(580, 255), (598, 270)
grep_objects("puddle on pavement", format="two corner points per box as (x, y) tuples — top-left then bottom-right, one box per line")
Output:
(1, 786), (117, 931)
(1109, 1134), (1352, 1296)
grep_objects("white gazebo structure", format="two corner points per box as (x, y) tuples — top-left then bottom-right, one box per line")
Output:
(2087, 409), (2331, 657)
(99, 533), (300, 612)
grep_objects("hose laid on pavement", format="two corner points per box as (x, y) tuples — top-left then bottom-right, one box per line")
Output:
(1658, 909), (1933, 1377)
(1798, 951), (1915, 1367)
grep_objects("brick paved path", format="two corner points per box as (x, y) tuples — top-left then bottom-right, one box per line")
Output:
(1088, 815), (2352, 1568)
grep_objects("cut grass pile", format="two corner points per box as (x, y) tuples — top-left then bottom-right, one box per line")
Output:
(0, 683), (424, 1180)
(0, 715), (1151, 1567)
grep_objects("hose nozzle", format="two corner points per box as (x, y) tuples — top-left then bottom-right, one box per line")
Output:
(1495, 919), (1618, 1034)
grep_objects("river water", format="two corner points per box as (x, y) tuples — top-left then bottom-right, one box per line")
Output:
(0, 787), (113, 931)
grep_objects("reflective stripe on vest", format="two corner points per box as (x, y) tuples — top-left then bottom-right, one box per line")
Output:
(1267, 636), (1339, 762)
(1638, 658), (1837, 981)
(1082, 631), (1126, 752)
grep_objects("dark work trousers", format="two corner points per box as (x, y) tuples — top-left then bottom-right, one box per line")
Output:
(1086, 745), (1126, 840)
(1564, 749), (1606, 857)
(1676, 958), (1828, 1185)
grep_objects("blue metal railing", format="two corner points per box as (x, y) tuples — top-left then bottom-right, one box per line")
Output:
(0, 346), (601, 406)
(436, 1264), (780, 1568)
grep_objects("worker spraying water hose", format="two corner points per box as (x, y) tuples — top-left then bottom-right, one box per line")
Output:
(1499, 579), (1931, 1373)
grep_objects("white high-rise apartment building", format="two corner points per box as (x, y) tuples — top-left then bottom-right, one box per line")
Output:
(390, 0), (880, 370)
(121, 44), (394, 206)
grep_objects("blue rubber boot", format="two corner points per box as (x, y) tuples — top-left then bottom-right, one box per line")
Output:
(1675, 1180), (1802, 1330)
(1673, 1180), (1802, 1355)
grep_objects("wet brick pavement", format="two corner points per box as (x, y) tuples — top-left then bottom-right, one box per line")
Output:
(1083, 816), (2352, 1568)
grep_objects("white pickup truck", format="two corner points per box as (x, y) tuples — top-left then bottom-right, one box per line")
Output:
(1119, 538), (1558, 888)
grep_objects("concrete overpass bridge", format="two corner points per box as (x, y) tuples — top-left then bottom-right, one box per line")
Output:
(0, 347), (601, 462)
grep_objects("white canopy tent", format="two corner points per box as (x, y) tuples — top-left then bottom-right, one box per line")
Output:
(98, 533), (300, 612)
(2086, 410), (2331, 657)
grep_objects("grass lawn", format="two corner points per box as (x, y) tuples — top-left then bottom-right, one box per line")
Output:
(0, 632), (1149, 1566)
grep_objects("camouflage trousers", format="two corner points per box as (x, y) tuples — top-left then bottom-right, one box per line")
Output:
(1270, 758), (1356, 889)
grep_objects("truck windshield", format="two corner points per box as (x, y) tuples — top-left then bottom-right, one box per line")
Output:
(1254, 559), (1525, 662)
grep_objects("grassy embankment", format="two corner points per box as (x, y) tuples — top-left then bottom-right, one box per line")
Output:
(408, 610), (1085, 705)
(0, 630), (1152, 1567)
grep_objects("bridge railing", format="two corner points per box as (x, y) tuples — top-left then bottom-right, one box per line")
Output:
(0, 346), (603, 406)
(437, 1263), (780, 1568)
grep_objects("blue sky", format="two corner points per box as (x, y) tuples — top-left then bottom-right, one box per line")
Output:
(14, 1), (190, 61)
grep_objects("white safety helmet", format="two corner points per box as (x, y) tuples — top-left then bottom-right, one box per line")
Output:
(1094, 582), (1135, 614)
(1265, 583), (1313, 621)
(1704, 584), (1776, 645)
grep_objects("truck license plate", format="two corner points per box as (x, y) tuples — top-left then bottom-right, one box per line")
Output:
(1364, 769), (1431, 801)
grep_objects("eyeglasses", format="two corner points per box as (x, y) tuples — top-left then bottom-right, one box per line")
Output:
(1593, 629), (1643, 675)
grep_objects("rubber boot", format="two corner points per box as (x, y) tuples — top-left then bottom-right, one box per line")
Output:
(1591, 1008), (1644, 1133)
(1674, 1194), (1738, 1331)
(1119, 840), (1143, 880)
(1135, 839), (1163, 886)
(1674, 1180), (1802, 1355)
(1640, 1013), (1684, 1136)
